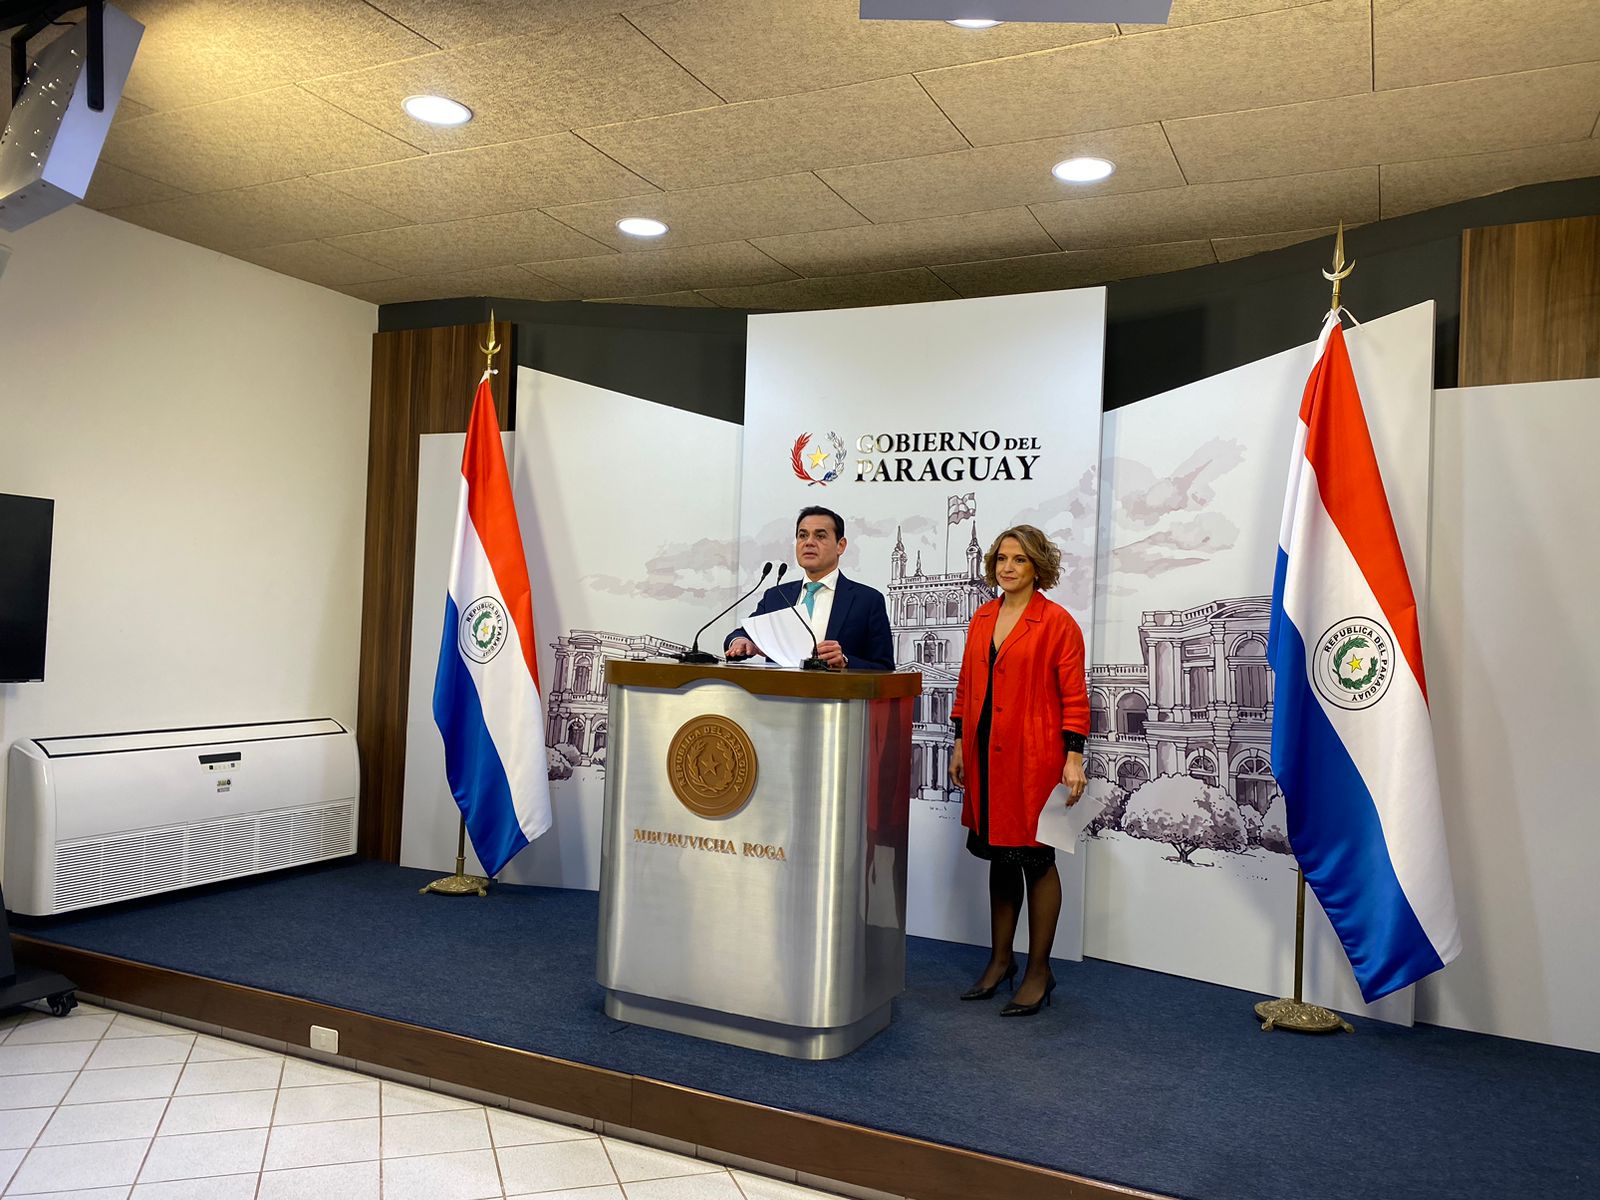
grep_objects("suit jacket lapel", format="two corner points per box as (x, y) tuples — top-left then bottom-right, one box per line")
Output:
(824, 574), (856, 642)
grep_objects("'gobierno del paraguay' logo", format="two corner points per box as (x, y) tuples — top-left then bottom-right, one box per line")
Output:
(459, 596), (509, 665)
(790, 431), (846, 486)
(1313, 616), (1395, 711)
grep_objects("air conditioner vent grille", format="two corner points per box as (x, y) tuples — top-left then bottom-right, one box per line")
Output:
(54, 800), (356, 912)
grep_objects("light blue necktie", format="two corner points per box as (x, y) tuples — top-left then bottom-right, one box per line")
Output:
(803, 581), (824, 616)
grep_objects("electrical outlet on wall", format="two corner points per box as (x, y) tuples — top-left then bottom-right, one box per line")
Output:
(309, 1025), (339, 1053)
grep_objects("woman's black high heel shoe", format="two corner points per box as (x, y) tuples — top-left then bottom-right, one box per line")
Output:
(959, 961), (1017, 1001)
(1000, 973), (1056, 1017)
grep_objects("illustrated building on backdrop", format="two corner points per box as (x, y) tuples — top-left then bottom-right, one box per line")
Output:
(546, 630), (687, 764)
(1087, 597), (1279, 813)
(886, 523), (993, 801)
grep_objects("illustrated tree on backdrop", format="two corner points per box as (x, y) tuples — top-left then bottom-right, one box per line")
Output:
(1083, 779), (1128, 838)
(1257, 791), (1291, 854)
(1120, 774), (1247, 865)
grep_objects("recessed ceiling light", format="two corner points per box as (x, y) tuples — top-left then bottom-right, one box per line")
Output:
(947, 18), (1002, 28)
(617, 217), (668, 238)
(1051, 156), (1116, 183)
(402, 95), (472, 126)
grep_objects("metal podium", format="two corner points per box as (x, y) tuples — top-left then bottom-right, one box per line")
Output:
(597, 661), (918, 1059)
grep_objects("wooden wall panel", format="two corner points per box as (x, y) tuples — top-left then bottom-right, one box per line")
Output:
(356, 321), (511, 860)
(1460, 215), (1600, 387)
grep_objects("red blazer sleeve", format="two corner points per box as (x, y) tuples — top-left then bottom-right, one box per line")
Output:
(1055, 611), (1090, 737)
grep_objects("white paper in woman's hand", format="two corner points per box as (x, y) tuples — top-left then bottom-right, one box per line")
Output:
(1034, 785), (1106, 853)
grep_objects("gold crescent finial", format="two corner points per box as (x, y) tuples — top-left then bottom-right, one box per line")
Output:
(1322, 221), (1355, 314)
(480, 308), (500, 372)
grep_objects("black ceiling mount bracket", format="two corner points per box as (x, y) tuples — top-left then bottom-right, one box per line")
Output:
(4, 1), (104, 110)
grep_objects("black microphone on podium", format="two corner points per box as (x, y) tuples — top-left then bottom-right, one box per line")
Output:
(676, 561), (773, 664)
(784, 576), (831, 672)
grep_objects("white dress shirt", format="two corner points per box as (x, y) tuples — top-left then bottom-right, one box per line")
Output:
(794, 568), (839, 641)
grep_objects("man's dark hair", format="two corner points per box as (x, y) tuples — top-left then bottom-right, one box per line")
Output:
(796, 506), (845, 540)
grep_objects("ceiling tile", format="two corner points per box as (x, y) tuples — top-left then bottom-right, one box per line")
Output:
(1165, 62), (1600, 183)
(576, 76), (968, 191)
(110, 178), (407, 252)
(97, 85), (423, 193)
(83, 163), (186, 211)
(315, 133), (657, 224)
(1121, 0), (1324, 33)
(752, 207), (1057, 277)
(327, 209), (614, 274)
(524, 240), (796, 296)
(699, 268), (961, 310)
(361, 1), (649, 49)
(931, 241), (1217, 297)
(114, 98), (154, 125)
(342, 266), (579, 305)
(543, 173), (867, 252)
(915, 0), (1371, 147)
(299, 17), (719, 154)
(588, 291), (721, 307)
(1373, 0), (1600, 92)
(1380, 140), (1600, 219)
(1030, 167), (1377, 248)
(116, 0), (436, 113)
(236, 241), (401, 287)
(817, 124), (1184, 224)
(627, 0), (1113, 103)
(1211, 225), (1340, 262)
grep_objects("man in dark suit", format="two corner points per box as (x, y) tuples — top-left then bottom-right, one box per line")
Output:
(725, 506), (894, 671)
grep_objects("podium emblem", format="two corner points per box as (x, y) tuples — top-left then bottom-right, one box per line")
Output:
(668, 716), (758, 819)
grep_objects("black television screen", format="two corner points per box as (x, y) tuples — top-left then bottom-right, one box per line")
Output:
(0, 493), (54, 682)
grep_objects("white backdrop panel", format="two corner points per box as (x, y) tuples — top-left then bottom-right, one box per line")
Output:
(1083, 302), (1436, 1024)
(403, 373), (740, 889)
(740, 290), (1107, 962)
(1419, 377), (1600, 1053)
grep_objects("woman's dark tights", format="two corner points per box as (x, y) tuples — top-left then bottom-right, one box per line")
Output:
(975, 859), (1061, 1006)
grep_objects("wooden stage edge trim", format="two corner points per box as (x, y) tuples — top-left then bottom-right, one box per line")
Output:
(14, 937), (1168, 1200)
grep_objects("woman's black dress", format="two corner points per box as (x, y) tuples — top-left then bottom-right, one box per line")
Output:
(963, 641), (1056, 870)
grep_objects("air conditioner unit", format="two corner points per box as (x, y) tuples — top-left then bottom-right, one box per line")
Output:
(4, 719), (359, 916)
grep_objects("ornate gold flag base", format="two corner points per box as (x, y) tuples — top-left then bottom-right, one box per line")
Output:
(1255, 869), (1354, 1035)
(1255, 997), (1354, 1034)
(419, 819), (489, 897)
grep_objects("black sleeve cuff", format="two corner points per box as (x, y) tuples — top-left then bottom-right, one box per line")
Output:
(1063, 731), (1085, 755)
(951, 718), (962, 739)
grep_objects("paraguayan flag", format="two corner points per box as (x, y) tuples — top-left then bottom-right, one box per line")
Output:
(433, 372), (552, 877)
(1268, 316), (1460, 1002)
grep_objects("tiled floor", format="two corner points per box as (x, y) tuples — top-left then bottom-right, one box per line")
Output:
(0, 1000), (884, 1200)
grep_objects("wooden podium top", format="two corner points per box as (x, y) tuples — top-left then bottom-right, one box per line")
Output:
(606, 659), (922, 701)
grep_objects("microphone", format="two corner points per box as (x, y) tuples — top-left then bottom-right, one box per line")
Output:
(677, 562), (773, 664)
(785, 575), (830, 672)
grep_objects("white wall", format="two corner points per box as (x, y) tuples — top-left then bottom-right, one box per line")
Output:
(0, 205), (375, 870)
(1418, 378), (1600, 1053)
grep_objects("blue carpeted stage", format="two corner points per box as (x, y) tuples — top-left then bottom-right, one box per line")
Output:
(11, 860), (1599, 1200)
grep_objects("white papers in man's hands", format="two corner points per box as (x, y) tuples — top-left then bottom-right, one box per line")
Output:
(1034, 784), (1105, 853)
(736, 609), (815, 669)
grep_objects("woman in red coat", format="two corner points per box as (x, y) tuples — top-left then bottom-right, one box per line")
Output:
(950, 524), (1090, 1016)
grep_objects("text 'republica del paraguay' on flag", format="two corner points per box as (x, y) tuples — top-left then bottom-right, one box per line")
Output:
(1267, 316), (1460, 1003)
(433, 372), (552, 878)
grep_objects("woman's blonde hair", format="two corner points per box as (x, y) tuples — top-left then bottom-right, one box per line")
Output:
(983, 524), (1062, 592)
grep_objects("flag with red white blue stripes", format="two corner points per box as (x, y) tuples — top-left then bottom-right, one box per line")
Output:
(433, 373), (551, 877)
(1268, 317), (1460, 1002)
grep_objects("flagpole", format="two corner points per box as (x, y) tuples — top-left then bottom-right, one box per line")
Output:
(1253, 231), (1359, 1034)
(419, 818), (491, 897)
(420, 310), (502, 900)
